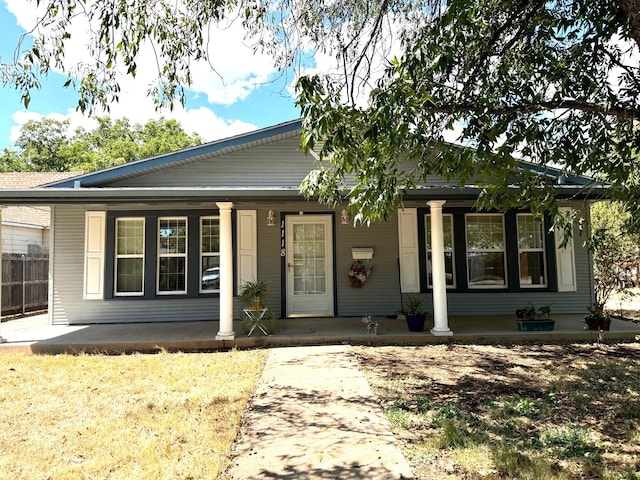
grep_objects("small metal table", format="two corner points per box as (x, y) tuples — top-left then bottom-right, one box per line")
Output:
(243, 308), (269, 336)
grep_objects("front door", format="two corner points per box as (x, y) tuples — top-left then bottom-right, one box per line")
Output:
(285, 214), (334, 317)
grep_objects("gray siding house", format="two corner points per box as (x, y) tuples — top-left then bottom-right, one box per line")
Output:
(0, 120), (597, 337)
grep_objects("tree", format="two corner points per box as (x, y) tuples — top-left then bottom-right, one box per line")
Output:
(296, 0), (640, 227)
(11, 118), (76, 172)
(2, 0), (640, 226)
(588, 201), (640, 310)
(0, 117), (201, 173)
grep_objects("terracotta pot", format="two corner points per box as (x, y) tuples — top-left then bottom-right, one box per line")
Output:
(586, 320), (610, 331)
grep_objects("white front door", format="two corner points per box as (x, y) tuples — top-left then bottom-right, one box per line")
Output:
(285, 215), (334, 317)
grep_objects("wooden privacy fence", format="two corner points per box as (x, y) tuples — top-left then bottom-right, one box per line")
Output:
(1, 253), (48, 316)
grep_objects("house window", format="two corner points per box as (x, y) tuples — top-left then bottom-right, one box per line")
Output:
(115, 218), (145, 296)
(425, 214), (455, 288)
(517, 214), (547, 287)
(465, 214), (506, 288)
(200, 217), (220, 293)
(157, 217), (187, 294)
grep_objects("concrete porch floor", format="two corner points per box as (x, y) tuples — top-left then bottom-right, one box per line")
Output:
(0, 312), (638, 354)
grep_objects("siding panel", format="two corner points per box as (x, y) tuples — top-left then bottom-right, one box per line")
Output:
(105, 137), (458, 190)
(108, 137), (317, 188)
(52, 205), (220, 325)
(51, 202), (593, 325)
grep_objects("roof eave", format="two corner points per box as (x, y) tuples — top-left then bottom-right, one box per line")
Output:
(47, 119), (303, 188)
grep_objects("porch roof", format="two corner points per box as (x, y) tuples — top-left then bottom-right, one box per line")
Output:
(0, 182), (604, 206)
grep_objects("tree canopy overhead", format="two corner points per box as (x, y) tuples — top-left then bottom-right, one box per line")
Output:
(2, 0), (639, 228)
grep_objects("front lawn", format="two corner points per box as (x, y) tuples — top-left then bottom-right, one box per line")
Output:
(356, 343), (640, 479)
(0, 350), (266, 479)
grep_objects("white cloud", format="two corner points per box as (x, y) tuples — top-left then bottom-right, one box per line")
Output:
(285, 14), (406, 107)
(5, 0), (265, 145)
(6, 0), (280, 107)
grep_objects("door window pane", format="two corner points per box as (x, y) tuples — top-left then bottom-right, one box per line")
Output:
(292, 222), (326, 295)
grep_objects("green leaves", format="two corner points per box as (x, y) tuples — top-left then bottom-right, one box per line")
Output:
(2, 0), (640, 229)
(294, 0), (640, 228)
(0, 117), (201, 173)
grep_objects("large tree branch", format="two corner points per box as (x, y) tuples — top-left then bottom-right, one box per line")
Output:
(466, 0), (546, 85)
(618, 0), (640, 47)
(347, 0), (390, 105)
(427, 99), (640, 120)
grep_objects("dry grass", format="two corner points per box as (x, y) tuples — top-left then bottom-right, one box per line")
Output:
(356, 343), (640, 480)
(607, 287), (640, 322)
(0, 349), (266, 480)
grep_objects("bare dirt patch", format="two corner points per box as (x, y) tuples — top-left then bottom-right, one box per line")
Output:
(355, 343), (640, 479)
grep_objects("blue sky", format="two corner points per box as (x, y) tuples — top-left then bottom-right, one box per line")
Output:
(0, 1), (303, 151)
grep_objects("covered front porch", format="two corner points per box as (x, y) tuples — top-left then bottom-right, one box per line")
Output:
(1, 313), (638, 354)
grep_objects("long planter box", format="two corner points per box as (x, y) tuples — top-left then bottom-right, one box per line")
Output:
(517, 319), (555, 331)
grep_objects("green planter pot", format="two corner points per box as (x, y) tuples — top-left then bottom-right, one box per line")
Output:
(406, 313), (426, 332)
(517, 319), (555, 331)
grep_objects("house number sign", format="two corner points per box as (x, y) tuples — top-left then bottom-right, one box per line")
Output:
(280, 219), (286, 256)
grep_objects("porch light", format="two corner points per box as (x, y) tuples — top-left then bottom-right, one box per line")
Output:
(266, 210), (275, 226)
(341, 209), (349, 225)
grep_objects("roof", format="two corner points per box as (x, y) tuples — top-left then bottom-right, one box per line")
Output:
(0, 119), (604, 205)
(0, 172), (80, 227)
(0, 172), (80, 188)
(48, 119), (303, 188)
(2, 206), (52, 228)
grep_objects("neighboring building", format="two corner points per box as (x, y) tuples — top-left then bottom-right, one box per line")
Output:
(0, 173), (78, 254)
(0, 120), (602, 337)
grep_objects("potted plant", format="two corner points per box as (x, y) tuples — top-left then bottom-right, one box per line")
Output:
(405, 295), (427, 332)
(239, 280), (269, 310)
(516, 303), (555, 331)
(584, 303), (611, 331)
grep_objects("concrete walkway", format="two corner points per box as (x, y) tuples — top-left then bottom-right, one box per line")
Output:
(224, 345), (414, 479)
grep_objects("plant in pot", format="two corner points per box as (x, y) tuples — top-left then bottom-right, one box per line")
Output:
(515, 303), (555, 331)
(584, 303), (611, 331)
(239, 280), (269, 310)
(405, 295), (427, 332)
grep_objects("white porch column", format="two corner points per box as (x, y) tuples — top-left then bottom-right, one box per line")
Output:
(216, 202), (235, 340)
(428, 200), (453, 336)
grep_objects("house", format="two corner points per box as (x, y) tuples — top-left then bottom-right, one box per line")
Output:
(0, 173), (78, 254)
(0, 120), (600, 338)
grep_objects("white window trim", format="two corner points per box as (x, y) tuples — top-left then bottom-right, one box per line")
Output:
(200, 216), (221, 294)
(425, 213), (456, 289)
(465, 213), (507, 289)
(114, 217), (145, 297)
(517, 214), (548, 288)
(157, 217), (188, 295)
